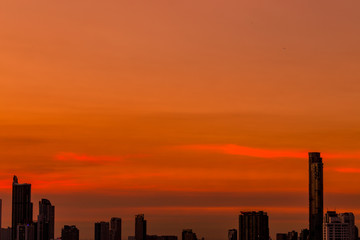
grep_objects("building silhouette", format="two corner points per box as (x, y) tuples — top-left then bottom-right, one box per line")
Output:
(95, 222), (109, 240)
(276, 234), (287, 240)
(287, 231), (298, 240)
(228, 229), (237, 240)
(182, 229), (197, 240)
(37, 199), (54, 240)
(16, 224), (35, 240)
(239, 211), (269, 240)
(12, 176), (33, 240)
(323, 211), (357, 240)
(309, 153), (323, 240)
(146, 236), (177, 240)
(135, 215), (146, 240)
(110, 218), (121, 240)
(61, 226), (79, 240)
(299, 229), (309, 240)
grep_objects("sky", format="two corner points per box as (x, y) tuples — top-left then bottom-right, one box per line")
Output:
(1, 0), (360, 239)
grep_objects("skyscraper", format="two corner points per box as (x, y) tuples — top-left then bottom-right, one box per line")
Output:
(182, 230), (197, 240)
(95, 222), (109, 240)
(239, 211), (269, 240)
(228, 229), (237, 240)
(12, 176), (33, 240)
(61, 226), (79, 240)
(135, 215), (146, 240)
(37, 199), (55, 240)
(309, 153), (323, 240)
(110, 218), (121, 240)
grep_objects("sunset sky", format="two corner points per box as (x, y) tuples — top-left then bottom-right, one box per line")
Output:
(2, 1), (360, 240)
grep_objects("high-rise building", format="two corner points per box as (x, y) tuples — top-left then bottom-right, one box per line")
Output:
(239, 211), (269, 240)
(309, 152), (324, 240)
(95, 222), (109, 240)
(323, 211), (357, 240)
(61, 225), (79, 240)
(37, 199), (55, 240)
(309, 152), (323, 240)
(228, 229), (237, 240)
(110, 218), (121, 240)
(0, 199), (2, 240)
(135, 215), (146, 240)
(182, 229), (197, 240)
(12, 176), (33, 240)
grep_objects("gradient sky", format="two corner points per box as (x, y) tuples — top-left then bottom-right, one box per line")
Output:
(2, 1), (360, 240)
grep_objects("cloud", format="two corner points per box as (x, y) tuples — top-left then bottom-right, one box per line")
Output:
(177, 144), (306, 158)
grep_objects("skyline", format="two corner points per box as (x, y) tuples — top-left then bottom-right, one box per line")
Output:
(0, 152), (359, 240)
(2, 0), (360, 240)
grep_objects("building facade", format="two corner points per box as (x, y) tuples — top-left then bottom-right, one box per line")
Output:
(12, 176), (33, 240)
(95, 222), (109, 240)
(37, 199), (55, 240)
(239, 211), (269, 240)
(182, 229), (197, 240)
(135, 215), (146, 240)
(323, 211), (357, 240)
(228, 229), (237, 240)
(309, 152), (323, 240)
(61, 225), (79, 240)
(110, 218), (121, 240)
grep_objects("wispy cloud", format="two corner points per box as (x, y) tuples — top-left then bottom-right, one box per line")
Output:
(177, 144), (306, 158)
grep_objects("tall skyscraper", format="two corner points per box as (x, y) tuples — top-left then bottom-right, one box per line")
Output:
(12, 176), (33, 240)
(135, 215), (146, 240)
(239, 211), (269, 240)
(37, 199), (55, 240)
(323, 211), (357, 240)
(0, 199), (2, 240)
(95, 222), (109, 240)
(182, 230), (197, 240)
(309, 153), (323, 240)
(61, 226), (79, 240)
(110, 218), (121, 240)
(228, 229), (237, 240)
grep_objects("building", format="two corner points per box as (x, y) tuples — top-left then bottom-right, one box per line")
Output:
(228, 229), (237, 240)
(16, 224), (35, 240)
(239, 211), (269, 240)
(12, 176), (33, 240)
(276, 234), (287, 240)
(323, 211), (357, 240)
(287, 231), (298, 240)
(135, 215), (146, 240)
(37, 199), (55, 240)
(309, 153), (323, 240)
(61, 225), (79, 240)
(1, 228), (12, 240)
(95, 222), (109, 240)
(110, 218), (121, 240)
(182, 229), (197, 240)
(299, 229), (309, 240)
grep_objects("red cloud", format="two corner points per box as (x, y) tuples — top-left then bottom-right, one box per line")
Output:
(178, 144), (306, 158)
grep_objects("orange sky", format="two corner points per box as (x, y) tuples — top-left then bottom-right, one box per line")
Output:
(1, 0), (360, 240)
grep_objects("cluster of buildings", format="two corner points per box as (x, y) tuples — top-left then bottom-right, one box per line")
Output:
(0, 152), (357, 240)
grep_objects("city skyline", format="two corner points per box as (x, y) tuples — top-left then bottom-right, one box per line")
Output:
(0, 152), (359, 240)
